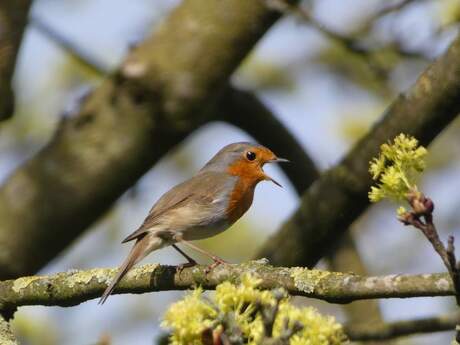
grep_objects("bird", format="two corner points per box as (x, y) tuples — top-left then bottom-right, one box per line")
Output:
(99, 142), (288, 304)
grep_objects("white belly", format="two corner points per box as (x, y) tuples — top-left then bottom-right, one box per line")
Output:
(181, 218), (230, 241)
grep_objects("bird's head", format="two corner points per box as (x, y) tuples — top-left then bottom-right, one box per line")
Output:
(201, 142), (288, 187)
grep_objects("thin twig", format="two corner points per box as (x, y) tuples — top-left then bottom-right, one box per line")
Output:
(358, 0), (424, 33)
(399, 191), (460, 341)
(400, 192), (460, 304)
(266, 0), (431, 79)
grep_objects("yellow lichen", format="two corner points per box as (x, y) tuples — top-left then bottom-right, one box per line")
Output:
(65, 268), (107, 288)
(130, 263), (160, 277)
(291, 267), (331, 294)
(12, 276), (42, 293)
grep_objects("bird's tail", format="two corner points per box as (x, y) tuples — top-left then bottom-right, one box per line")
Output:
(98, 235), (163, 305)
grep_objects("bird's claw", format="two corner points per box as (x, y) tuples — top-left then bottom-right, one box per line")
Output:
(204, 257), (229, 274)
(176, 260), (197, 275)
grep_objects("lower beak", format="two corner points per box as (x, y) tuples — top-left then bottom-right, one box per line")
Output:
(264, 157), (289, 187)
(266, 175), (283, 188)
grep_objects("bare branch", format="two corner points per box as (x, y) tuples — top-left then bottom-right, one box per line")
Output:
(266, 0), (430, 69)
(0, 261), (455, 309)
(345, 312), (460, 341)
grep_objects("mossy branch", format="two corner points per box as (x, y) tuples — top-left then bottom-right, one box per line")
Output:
(0, 261), (455, 310)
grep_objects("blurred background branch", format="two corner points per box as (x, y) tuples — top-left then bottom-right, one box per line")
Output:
(0, 0), (32, 120)
(266, 0), (431, 80)
(345, 312), (460, 341)
(258, 32), (460, 267)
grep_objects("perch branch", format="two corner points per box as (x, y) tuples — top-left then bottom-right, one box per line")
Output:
(0, 261), (455, 309)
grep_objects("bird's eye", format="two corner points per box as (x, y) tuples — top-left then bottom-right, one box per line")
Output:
(246, 151), (256, 161)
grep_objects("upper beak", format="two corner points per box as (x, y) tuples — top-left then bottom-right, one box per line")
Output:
(264, 157), (289, 187)
(267, 157), (290, 163)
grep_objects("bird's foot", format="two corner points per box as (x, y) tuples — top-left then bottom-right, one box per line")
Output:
(205, 257), (229, 274)
(176, 260), (197, 275)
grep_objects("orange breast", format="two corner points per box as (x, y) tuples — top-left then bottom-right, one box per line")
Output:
(226, 177), (255, 224)
(225, 160), (263, 224)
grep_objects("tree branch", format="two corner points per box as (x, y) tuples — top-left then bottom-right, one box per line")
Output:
(0, 0), (284, 279)
(0, 0), (32, 120)
(345, 312), (460, 341)
(267, 0), (430, 72)
(257, 32), (460, 267)
(0, 261), (454, 310)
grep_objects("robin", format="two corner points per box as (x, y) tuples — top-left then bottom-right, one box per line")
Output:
(99, 142), (288, 304)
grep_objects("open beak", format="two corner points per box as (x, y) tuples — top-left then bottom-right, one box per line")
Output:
(271, 157), (289, 163)
(264, 157), (289, 188)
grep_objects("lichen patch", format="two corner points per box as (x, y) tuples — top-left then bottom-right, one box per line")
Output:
(435, 278), (450, 291)
(12, 276), (42, 293)
(291, 267), (330, 294)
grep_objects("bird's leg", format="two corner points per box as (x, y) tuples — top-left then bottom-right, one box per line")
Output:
(172, 244), (197, 272)
(173, 235), (229, 272)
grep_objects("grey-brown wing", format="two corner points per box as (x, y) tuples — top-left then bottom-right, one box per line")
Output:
(121, 171), (234, 243)
(121, 194), (191, 243)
